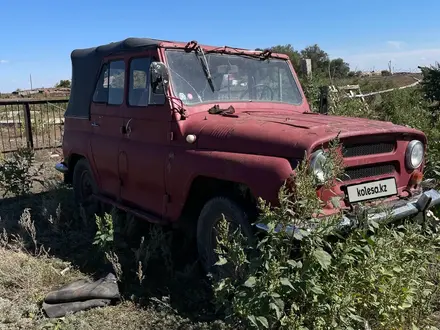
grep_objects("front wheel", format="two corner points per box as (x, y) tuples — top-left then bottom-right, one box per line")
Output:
(196, 197), (254, 275)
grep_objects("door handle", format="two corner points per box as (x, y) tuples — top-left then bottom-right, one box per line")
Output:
(121, 118), (133, 136)
(91, 122), (100, 127)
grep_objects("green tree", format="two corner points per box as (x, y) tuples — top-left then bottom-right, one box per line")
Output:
(55, 80), (71, 88)
(347, 70), (363, 78)
(258, 43), (350, 79)
(264, 44), (301, 73)
(300, 44), (330, 75)
(329, 58), (350, 78)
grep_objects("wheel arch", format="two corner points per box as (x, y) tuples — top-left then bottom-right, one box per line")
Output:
(166, 150), (293, 222)
(180, 176), (258, 223)
(64, 153), (85, 184)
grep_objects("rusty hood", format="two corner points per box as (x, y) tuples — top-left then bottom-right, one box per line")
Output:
(184, 108), (426, 159)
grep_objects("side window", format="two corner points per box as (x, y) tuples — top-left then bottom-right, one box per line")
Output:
(129, 57), (151, 107)
(92, 64), (109, 103)
(108, 60), (125, 105)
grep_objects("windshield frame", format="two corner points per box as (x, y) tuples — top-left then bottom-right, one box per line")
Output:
(163, 48), (305, 108)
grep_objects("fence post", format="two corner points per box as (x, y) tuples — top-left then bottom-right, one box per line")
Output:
(301, 58), (313, 78)
(23, 102), (34, 149)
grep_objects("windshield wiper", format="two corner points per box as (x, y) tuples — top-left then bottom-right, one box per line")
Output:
(195, 46), (215, 92)
(184, 40), (215, 92)
(205, 46), (274, 61)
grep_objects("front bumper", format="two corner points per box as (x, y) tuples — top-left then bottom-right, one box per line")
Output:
(255, 188), (440, 234)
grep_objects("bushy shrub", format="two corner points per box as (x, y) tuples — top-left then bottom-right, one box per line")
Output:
(214, 210), (440, 329)
(93, 212), (114, 251)
(0, 148), (42, 197)
(212, 143), (440, 329)
(298, 75), (328, 112)
(377, 89), (433, 131)
(420, 64), (440, 105)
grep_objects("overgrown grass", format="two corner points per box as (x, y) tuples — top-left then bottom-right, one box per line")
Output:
(212, 153), (440, 329)
(0, 154), (230, 329)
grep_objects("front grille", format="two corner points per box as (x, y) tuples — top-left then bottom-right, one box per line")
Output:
(343, 142), (395, 158)
(340, 164), (396, 181)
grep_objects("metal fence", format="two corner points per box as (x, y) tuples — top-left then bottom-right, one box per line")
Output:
(0, 98), (68, 153)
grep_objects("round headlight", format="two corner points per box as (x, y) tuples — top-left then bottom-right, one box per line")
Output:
(405, 140), (424, 169)
(310, 150), (327, 183)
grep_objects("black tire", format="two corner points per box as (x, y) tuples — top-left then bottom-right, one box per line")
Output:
(197, 196), (254, 275)
(72, 158), (101, 217)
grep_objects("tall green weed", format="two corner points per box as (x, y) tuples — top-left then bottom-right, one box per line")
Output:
(212, 142), (440, 329)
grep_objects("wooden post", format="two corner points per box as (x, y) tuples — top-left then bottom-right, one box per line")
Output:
(23, 102), (34, 149)
(301, 58), (312, 78)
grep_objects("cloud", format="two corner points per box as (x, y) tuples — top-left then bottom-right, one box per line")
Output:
(387, 41), (405, 49)
(0, 60), (8, 64)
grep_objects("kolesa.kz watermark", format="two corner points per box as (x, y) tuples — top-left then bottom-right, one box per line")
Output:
(357, 184), (388, 197)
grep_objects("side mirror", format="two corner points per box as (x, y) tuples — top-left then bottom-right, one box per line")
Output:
(150, 61), (170, 95)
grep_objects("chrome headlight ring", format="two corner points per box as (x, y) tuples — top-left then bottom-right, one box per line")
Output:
(405, 140), (424, 169)
(310, 150), (327, 183)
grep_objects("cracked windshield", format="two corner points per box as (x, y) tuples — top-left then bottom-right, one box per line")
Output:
(165, 50), (303, 106)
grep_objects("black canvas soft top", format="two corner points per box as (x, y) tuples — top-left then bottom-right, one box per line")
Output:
(65, 37), (165, 118)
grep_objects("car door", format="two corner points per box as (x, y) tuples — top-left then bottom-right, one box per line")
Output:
(89, 59), (126, 199)
(118, 54), (171, 217)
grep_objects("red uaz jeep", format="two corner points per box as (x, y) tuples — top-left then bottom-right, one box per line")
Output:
(56, 38), (440, 272)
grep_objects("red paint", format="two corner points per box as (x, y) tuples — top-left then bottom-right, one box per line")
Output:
(62, 39), (429, 225)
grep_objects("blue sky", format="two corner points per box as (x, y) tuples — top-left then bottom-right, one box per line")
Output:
(0, 0), (439, 92)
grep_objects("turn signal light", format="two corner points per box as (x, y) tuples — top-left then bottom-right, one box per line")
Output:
(409, 170), (423, 187)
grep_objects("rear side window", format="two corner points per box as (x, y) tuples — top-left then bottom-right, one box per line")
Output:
(92, 64), (109, 103)
(129, 57), (151, 107)
(108, 60), (125, 105)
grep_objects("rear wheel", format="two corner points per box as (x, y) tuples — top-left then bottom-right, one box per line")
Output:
(73, 158), (101, 217)
(197, 197), (254, 275)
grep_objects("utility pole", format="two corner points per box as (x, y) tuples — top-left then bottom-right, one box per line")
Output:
(29, 74), (33, 90)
